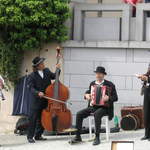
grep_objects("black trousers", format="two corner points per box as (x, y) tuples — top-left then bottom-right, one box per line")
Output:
(76, 106), (108, 135)
(27, 109), (44, 139)
(144, 88), (150, 137)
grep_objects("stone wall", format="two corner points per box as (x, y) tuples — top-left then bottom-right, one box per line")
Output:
(63, 41), (149, 126)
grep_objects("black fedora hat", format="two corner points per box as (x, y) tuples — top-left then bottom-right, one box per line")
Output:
(94, 66), (107, 75)
(32, 56), (45, 67)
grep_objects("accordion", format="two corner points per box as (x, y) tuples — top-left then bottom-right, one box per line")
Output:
(91, 85), (110, 107)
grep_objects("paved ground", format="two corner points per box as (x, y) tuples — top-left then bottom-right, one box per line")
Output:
(0, 129), (149, 150)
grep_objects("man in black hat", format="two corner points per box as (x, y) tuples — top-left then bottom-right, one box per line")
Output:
(27, 56), (60, 143)
(71, 66), (118, 145)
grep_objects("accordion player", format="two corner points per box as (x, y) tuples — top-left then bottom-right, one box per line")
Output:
(70, 66), (118, 146)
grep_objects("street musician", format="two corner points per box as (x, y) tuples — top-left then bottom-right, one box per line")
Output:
(71, 66), (118, 145)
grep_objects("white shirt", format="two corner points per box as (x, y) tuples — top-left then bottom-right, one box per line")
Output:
(38, 70), (44, 79)
(95, 79), (104, 86)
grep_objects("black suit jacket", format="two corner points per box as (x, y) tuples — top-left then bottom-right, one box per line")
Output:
(28, 68), (59, 110)
(85, 80), (118, 120)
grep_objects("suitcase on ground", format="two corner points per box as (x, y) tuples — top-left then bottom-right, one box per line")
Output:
(121, 106), (144, 129)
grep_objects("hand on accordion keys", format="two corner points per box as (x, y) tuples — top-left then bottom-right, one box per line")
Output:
(90, 94), (109, 106)
(103, 95), (109, 102)
(84, 94), (92, 101)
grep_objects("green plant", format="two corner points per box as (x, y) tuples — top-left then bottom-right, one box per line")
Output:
(0, 0), (70, 85)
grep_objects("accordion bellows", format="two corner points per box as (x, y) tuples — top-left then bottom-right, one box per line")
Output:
(91, 85), (110, 106)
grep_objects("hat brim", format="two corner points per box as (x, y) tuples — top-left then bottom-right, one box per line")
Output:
(32, 58), (45, 67)
(94, 71), (107, 75)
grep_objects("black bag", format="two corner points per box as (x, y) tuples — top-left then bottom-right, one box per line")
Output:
(14, 117), (29, 135)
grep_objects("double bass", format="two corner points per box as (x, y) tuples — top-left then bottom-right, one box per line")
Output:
(41, 47), (72, 132)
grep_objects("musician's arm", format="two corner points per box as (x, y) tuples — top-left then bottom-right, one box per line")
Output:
(49, 70), (57, 80)
(109, 84), (118, 102)
(48, 68), (61, 80)
(147, 77), (150, 84)
(139, 75), (149, 82)
(84, 83), (92, 100)
(85, 88), (91, 94)
(84, 90), (90, 100)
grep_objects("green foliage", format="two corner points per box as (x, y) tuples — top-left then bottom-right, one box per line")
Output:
(0, 0), (70, 85)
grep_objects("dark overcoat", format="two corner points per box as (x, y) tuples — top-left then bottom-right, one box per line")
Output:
(27, 68), (57, 110)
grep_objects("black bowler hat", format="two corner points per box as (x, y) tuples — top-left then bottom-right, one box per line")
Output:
(32, 56), (45, 67)
(94, 66), (107, 75)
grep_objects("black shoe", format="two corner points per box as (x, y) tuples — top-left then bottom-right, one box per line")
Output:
(34, 136), (47, 141)
(70, 135), (82, 143)
(93, 137), (100, 146)
(141, 136), (149, 141)
(28, 138), (35, 143)
(147, 138), (150, 141)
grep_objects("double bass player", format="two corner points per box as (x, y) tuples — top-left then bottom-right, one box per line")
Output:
(27, 53), (61, 143)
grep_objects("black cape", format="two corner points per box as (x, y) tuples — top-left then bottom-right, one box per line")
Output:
(12, 75), (33, 116)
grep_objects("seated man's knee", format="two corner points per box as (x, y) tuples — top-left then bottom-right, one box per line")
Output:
(94, 112), (99, 119)
(76, 110), (88, 119)
(94, 111), (103, 119)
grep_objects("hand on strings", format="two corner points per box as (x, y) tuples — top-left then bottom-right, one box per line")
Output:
(140, 75), (148, 81)
(56, 63), (61, 69)
(38, 92), (44, 98)
(136, 74), (148, 81)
